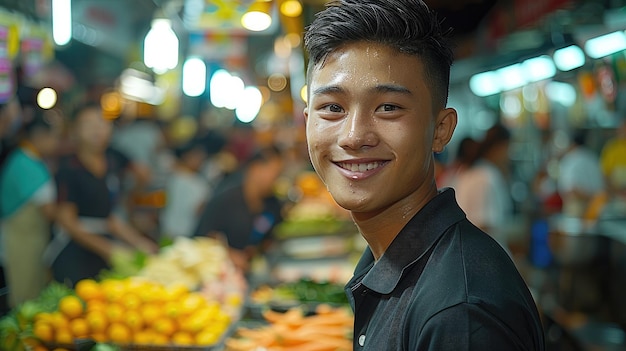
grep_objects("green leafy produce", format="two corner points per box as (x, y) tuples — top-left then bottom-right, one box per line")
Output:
(97, 249), (147, 280)
(0, 282), (73, 351)
(273, 278), (348, 305)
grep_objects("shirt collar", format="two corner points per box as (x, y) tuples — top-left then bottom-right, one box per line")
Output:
(353, 188), (466, 295)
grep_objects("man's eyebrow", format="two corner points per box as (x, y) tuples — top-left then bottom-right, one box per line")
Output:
(311, 83), (413, 96)
(372, 84), (412, 95)
(312, 85), (345, 96)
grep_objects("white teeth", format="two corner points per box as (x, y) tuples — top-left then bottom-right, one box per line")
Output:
(339, 162), (382, 172)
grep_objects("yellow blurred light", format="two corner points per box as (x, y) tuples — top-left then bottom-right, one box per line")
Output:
(37, 88), (57, 110)
(285, 33), (301, 48)
(242, 1), (272, 32)
(268, 73), (287, 92)
(274, 37), (291, 58)
(101, 91), (122, 118)
(300, 85), (307, 103)
(280, 0), (302, 17)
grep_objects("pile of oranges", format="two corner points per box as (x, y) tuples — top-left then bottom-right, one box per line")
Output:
(32, 278), (232, 346)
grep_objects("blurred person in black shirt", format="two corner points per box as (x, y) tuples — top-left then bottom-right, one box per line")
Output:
(194, 145), (284, 272)
(44, 104), (158, 286)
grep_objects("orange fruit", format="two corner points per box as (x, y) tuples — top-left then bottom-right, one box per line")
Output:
(54, 329), (73, 344)
(124, 310), (144, 332)
(121, 292), (142, 310)
(69, 318), (90, 338)
(75, 279), (103, 301)
(180, 293), (206, 314)
(59, 296), (84, 319)
(91, 332), (107, 342)
(105, 303), (124, 323)
(165, 284), (189, 300)
(50, 312), (70, 330)
(86, 299), (107, 313)
(171, 331), (193, 345)
(140, 304), (162, 326)
(33, 321), (54, 342)
(152, 333), (169, 345)
(107, 322), (132, 344)
(164, 301), (182, 319)
(100, 279), (126, 302)
(152, 317), (176, 337)
(85, 311), (108, 333)
(133, 330), (155, 344)
(195, 329), (220, 346)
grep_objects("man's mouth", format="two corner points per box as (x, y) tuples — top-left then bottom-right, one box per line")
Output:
(336, 161), (386, 172)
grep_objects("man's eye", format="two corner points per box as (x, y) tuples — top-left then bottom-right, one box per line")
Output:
(323, 104), (343, 113)
(378, 104), (399, 112)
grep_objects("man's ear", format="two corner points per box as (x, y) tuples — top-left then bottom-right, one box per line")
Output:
(303, 107), (309, 123)
(432, 108), (457, 153)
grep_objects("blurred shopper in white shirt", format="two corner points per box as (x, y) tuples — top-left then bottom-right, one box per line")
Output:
(558, 130), (604, 217)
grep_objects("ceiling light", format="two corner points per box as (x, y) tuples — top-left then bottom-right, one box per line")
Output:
(280, 0), (302, 17)
(469, 71), (501, 97)
(236, 86), (263, 123)
(144, 19), (179, 74)
(553, 45), (585, 71)
(522, 55), (556, 82)
(584, 31), (626, 59)
(52, 0), (72, 46)
(182, 57), (207, 97)
(496, 64), (527, 91)
(242, 1), (272, 32)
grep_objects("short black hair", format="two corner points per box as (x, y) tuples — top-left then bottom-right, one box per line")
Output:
(246, 144), (284, 167)
(304, 0), (454, 109)
(173, 131), (226, 159)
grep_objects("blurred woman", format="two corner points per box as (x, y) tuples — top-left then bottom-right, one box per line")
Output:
(455, 124), (513, 248)
(0, 109), (61, 306)
(44, 104), (157, 286)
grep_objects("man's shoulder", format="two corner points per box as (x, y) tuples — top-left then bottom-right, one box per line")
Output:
(410, 221), (535, 317)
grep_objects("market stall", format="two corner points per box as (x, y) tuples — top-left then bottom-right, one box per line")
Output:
(0, 171), (359, 351)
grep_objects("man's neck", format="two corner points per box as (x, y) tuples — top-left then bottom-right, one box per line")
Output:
(352, 184), (438, 260)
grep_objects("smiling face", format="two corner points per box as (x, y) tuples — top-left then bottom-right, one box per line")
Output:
(304, 41), (456, 215)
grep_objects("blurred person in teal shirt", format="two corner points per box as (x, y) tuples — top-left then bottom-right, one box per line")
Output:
(0, 108), (61, 306)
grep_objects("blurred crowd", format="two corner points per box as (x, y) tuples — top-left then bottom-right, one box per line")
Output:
(436, 120), (626, 254)
(0, 79), (301, 312)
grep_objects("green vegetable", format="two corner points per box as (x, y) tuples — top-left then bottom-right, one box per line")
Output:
(273, 278), (348, 305)
(0, 282), (73, 351)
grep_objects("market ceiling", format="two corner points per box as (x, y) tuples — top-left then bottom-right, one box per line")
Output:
(1, 0), (616, 85)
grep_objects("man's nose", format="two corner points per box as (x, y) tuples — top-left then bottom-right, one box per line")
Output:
(337, 110), (378, 150)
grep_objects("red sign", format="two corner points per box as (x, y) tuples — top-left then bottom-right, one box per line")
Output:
(488, 0), (573, 42)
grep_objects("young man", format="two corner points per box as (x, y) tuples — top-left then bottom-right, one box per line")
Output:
(303, 1), (545, 350)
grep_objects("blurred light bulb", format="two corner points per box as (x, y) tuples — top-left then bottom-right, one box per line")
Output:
(280, 0), (302, 17)
(37, 88), (57, 109)
(241, 2), (272, 32)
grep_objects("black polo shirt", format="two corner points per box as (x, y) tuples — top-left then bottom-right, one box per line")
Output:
(346, 188), (545, 350)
